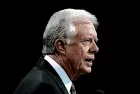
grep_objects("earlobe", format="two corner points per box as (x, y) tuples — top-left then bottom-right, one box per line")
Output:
(54, 39), (66, 54)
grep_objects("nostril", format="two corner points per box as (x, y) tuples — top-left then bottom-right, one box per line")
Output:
(93, 51), (97, 53)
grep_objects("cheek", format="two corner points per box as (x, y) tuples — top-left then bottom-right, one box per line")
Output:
(76, 45), (89, 57)
(66, 45), (89, 63)
(74, 46), (89, 64)
(73, 46), (87, 57)
(79, 45), (89, 55)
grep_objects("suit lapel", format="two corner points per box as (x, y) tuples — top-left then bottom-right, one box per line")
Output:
(36, 57), (69, 94)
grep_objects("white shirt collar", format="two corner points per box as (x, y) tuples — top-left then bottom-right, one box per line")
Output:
(44, 55), (72, 94)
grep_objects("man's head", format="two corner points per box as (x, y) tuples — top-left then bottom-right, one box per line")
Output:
(42, 8), (99, 80)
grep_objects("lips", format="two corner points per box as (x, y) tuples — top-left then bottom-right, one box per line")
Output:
(85, 56), (95, 62)
(84, 55), (95, 67)
(85, 58), (93, 62)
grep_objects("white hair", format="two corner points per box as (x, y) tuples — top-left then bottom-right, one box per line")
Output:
(42, 8), (99, 55)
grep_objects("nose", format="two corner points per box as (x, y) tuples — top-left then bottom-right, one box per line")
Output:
(89, 42), (99, 53)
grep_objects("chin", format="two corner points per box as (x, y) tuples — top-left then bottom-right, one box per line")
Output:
(78, 67), (92, 74)
(83, 68), (92, 73)
(86, 70), (92, 73)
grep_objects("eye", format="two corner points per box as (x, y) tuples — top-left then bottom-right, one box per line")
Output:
(84, 39), (92, 43)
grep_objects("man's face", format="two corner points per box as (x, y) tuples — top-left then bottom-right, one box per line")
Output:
(65, 22), (99, 74)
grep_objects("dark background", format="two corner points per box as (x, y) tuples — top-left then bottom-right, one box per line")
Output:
(2, 0), (139, 94)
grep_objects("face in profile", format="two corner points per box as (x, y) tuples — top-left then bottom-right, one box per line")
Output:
(65, 21), (99, 75)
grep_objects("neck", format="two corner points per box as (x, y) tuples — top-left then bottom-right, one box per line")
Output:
(48, 54), (80, 81)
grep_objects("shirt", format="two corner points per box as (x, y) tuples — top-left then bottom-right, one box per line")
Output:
(44, 55), (72, 94)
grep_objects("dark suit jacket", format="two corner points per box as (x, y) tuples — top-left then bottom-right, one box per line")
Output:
(14, 57), (69, 94)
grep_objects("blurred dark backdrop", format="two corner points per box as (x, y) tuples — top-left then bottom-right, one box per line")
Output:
(2, 0), (139, 94)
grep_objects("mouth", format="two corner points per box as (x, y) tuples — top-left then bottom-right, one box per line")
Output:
(84, 57), (95, 67)
(85, 58), (93, 62)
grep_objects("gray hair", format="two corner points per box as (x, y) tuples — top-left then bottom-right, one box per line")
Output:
(42, 8), (98, 55)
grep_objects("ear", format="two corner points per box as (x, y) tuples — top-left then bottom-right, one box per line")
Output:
(54, 39), (66, 54)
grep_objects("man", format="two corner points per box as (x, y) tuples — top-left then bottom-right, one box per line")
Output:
(14, 8), (99, 94)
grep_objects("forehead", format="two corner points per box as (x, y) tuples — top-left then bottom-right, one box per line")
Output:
(74, 22), (97, 39)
